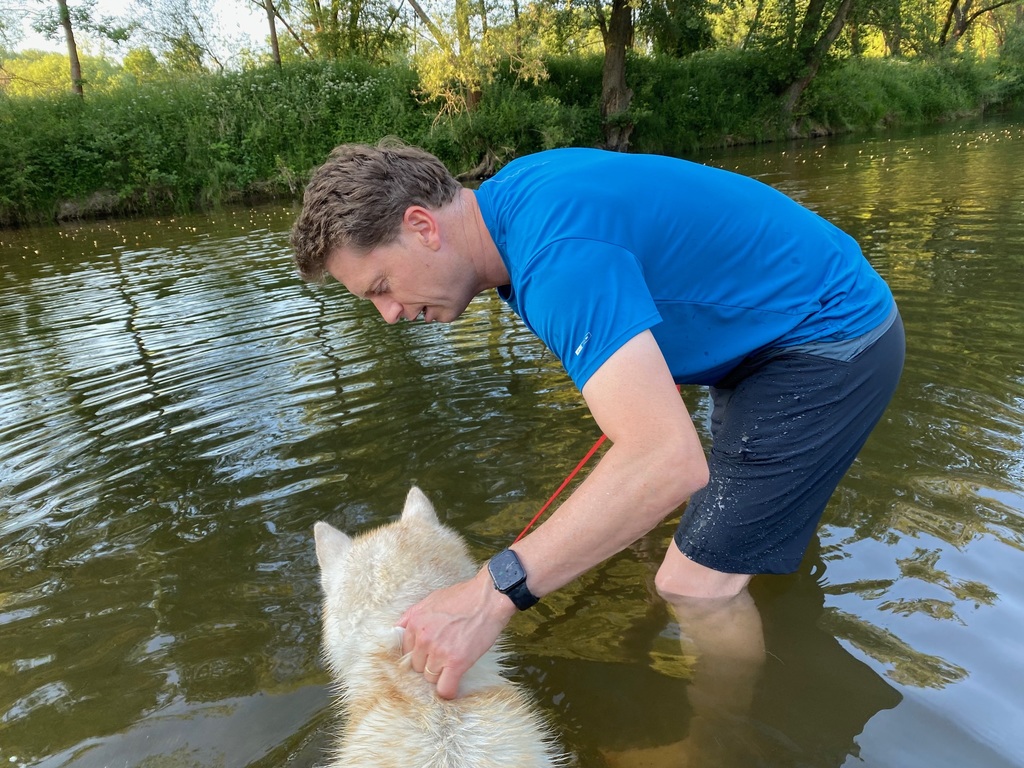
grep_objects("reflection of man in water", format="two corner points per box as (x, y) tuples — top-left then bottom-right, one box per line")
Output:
(290, 142), (905, 702)
(560, 540), (902, 766)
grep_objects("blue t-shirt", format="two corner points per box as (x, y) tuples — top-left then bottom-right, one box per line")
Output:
(475, 148), (894, 389)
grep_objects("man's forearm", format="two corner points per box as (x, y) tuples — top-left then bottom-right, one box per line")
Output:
(505, 438), (707, 599)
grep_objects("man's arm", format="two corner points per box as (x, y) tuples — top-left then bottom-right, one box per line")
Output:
(399, 330), (709, 698)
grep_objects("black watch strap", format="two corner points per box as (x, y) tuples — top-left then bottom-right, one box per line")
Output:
(504, 578), (539, 611)
(487, 548), (539, 611)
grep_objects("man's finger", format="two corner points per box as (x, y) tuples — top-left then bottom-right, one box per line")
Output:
(435, 666), (461, 700)
(399, 623), (416, 658)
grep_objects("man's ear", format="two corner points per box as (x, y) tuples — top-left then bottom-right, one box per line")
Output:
(404, 205), (440, 249)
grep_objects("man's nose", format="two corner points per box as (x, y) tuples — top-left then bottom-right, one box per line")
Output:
(371, 296), (404, 324)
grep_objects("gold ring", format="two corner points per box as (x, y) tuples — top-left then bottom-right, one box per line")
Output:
(424, 665), (438, 677)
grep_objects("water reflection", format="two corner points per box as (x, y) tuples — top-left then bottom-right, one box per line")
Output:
(2, 114), (1023, 767)
(528, 540), (902, 768)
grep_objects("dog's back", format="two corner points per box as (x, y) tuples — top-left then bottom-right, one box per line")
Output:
(314, 486), (565, 767)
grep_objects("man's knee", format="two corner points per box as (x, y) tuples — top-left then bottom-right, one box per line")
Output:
(655, 541), (751, 601)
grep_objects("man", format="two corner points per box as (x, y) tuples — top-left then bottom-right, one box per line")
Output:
(290, 141), (905, 702)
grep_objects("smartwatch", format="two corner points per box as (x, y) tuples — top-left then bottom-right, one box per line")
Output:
(487, 548), (539, 610)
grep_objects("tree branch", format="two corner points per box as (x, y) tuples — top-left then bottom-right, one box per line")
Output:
(964, 0), (1017, 27)
(405, 0), (453, 53)
(273, 5), (314, 56)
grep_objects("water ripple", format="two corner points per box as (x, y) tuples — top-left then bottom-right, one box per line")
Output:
(1, 120), (1023, 767)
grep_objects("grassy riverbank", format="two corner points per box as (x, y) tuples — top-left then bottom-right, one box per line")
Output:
(1, 51), (1021, 226)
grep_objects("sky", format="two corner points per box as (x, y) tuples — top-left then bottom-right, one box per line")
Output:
(7, 0), (269, 56)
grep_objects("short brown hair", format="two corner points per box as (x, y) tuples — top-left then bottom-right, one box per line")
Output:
(290, 140), (461, 282)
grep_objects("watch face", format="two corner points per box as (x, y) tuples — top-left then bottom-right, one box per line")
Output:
(490, 549), (526, 591)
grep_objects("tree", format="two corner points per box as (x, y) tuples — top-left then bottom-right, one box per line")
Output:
(28, 0), (89, 94)
(639, 0), (714, 56)
(55, 0), (83, 94)
(401, 0), (546, 114)
(1, 49), (70, 94)
(779, 0), (856, 120)
(261, 0), (282, 65)
(130, 0), (236, 71)
(594, 0), (634, 151)
(859, 0), (907, 55)
(23, 0), (132, 94)
(274, 0), (407, 60)
(251, 0), (315, 59)
(985, 1), (1024, 53)
(241, 0), (286, 65)
(120, 45), (163, 80)
(406, 0), (483, 110)
(938, 0), (1019, 46)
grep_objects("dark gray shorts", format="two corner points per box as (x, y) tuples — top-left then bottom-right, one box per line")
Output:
(674, 310), (905, 575)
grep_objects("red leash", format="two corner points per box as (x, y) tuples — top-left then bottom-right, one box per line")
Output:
(513, 433), (608, 543)
(512, 386), (682, 543)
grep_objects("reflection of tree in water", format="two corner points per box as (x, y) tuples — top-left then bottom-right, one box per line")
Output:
(822, 607), (967, 689)
(894, 547), (997, 607)
(0, 218), (330, 763)
(815, 545), (991, 690)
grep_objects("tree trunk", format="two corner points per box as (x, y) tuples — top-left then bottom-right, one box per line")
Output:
(264, 0), (282, 66)
(347, 0), (364, 53)
(882, 25), (902, 56)
(56, 0), (83, 96)
(939, 0), (965, 45)
(598, 0), (634, 152)
(780, 0), (855, 120)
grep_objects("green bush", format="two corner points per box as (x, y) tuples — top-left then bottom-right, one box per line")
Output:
(628, 49), (779, 154)
(0, 51), (1016, 226)
(0, 60), (435, 224)
(804, 54), (1006, 132)
(430, 61), (603, 168)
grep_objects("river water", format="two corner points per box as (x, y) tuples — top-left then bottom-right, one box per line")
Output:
(1, 113), (1022, 768)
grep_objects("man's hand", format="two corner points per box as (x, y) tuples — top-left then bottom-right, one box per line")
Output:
(397, 567), (517, 699)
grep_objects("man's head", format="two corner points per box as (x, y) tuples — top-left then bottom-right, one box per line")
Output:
(291, 140), (462, 283)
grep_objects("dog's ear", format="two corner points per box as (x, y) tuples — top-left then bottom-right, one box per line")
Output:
(314, 521), (352, 570)
(402, 486), (439, 526)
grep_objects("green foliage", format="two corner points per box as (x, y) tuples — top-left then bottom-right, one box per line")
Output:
(542, 54), (604, 109)
(981, 51), (1024, 107)
(0, 59), (433, 224)
(164, 34), (207, 73)
(638, 0), (715, 57)
(0, 51), (1017, 226)
(428, 62), (602, 167)
(120, 48), (163, 83)
(999, 18), (1024, 98)
(804, 54), (1009, 130)
(1, 49), (121, 96)
(628, 49), (780, 153)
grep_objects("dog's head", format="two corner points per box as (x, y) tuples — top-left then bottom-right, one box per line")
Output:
(313, 487), (477, 674)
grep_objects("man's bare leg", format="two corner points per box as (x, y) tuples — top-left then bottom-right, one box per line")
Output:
(602, 544), (765, 767)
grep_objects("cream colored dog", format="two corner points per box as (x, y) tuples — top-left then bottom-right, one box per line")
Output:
(313, 486), (566, 767)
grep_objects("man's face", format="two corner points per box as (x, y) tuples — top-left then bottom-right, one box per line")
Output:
(325, 228), (476, 325)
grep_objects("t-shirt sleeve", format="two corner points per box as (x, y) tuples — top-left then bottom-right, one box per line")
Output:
(515, 239), (663, 390)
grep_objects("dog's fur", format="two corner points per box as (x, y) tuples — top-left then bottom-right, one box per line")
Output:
(314, 486), (566, 767)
